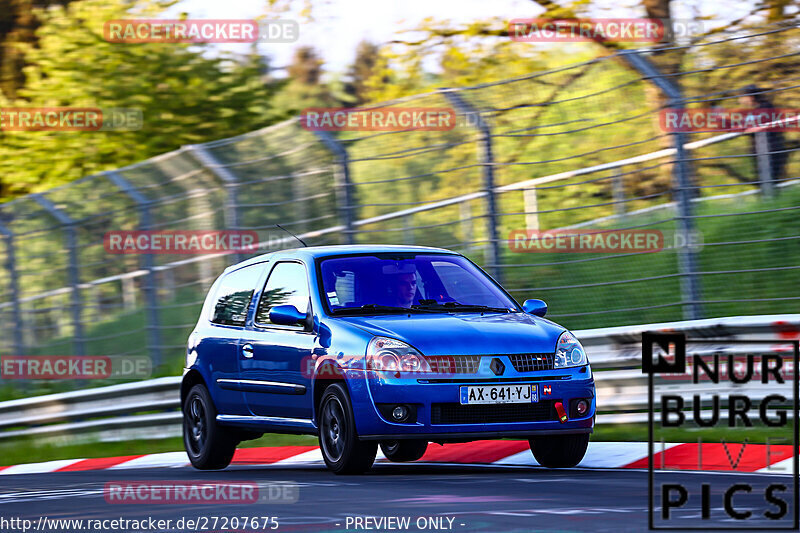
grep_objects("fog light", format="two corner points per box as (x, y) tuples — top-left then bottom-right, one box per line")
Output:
(576, 399), (589, 415)
(392, 405), (408, 421)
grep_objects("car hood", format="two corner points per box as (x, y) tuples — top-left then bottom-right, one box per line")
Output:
(336, 312), (565, 355)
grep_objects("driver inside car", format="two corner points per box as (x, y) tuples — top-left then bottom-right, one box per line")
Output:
(389, 272), (418, 308)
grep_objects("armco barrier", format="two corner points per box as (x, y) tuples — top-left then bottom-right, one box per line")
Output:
(0, 315), (797, 442)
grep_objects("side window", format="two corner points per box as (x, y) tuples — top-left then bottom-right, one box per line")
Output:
(210, 264), (263, 326)
(255, 262), (310, 326)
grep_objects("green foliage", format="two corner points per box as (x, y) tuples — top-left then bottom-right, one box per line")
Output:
(0, 0), (78, 99)
(593, 422), (793, 444)
(0, 0), (278, 198)
(500, 184), (800, 331)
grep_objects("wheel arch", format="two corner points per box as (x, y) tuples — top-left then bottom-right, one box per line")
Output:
(311, 361), (349, 425)
(181, 369), (208, 407)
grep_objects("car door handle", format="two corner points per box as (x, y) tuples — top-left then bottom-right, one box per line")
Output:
(242, 344), (254, 358)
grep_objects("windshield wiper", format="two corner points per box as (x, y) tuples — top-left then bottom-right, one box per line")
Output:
(332, 304), (439, 316)
(411, 302), (513, 313)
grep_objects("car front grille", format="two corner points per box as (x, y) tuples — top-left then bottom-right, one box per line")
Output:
(508, 353), (555, 372)
(427, 355), (481, 374)
(430, 400), (558, 425)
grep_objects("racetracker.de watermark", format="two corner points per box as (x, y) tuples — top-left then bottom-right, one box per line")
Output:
(508, 229), (664, 253)
(661, 108), (800, 132)
(508, 229), (703, 253)
(301, 354), (494, 379)
(300, 107), (457, 131)
(0, 108), (142, 131)
(103, 481), (298, 504)
(508, 18), (705, 43)
(104, 230), (259, 254)
(104, 19), (298, 43)
(1, 356), (151, 380)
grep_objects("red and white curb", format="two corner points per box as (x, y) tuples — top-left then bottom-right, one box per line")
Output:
(0, 441), (793, 476)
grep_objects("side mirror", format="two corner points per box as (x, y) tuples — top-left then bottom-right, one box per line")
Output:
(269, 305), (307, 326)
(522, 299), (547, 317)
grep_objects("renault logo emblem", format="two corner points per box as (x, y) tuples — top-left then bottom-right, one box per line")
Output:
(490, 358), (505, 376)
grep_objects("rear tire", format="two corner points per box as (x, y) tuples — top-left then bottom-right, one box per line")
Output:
(318, 383), (377, 474)
(183, 384), (237, 470)
(529, 433), (589, 468)
(380, 440), (428, 462)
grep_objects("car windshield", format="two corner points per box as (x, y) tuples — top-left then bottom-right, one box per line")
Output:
(318, 253), (519, 314)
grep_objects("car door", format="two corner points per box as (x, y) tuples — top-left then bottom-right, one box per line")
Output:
(240, 260), (315, 419)
(201, 263), (265, 415)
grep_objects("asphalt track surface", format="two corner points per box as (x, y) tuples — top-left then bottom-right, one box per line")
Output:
(0, 463), (795, 533)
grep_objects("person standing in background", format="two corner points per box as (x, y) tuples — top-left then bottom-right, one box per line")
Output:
(739, 85), (789, 187)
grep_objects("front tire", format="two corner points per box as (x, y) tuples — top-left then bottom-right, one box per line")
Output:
(318, 383), (377, 474)
(183, 384), (237, 470)
(529, 433), (589, 468)
(380, 440), (428, 462)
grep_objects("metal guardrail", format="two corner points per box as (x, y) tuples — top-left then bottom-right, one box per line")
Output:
(0, 315), (796, 442)
(0, 376), (181, 441)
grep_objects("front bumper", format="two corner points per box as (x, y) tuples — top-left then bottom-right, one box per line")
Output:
(348, 363), (595, 439)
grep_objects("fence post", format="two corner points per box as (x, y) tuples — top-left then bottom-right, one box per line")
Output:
(523, 188), (540, 231)
(0, 222), (25, 357)
(312, 130), (356, 245)
(403, 215), (415, 245)
(754, 131), (775, 198)
(621, 51), (703, 320)
(442, 90), (502, 283)
(105, 171), (163, 371)
(185, 144), (244, 263)
(31, 193), (86, 355)
(460, 202), (474, 253)
(613, 172), (627, 219)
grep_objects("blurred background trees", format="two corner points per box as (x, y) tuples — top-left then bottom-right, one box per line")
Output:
(0, 0), (797, 200)
(0, 0), (76, 99)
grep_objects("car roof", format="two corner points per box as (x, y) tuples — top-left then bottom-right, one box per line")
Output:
(224, 244), (459, 273)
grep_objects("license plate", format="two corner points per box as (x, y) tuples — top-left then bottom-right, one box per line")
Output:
(460, 384), (538, 405)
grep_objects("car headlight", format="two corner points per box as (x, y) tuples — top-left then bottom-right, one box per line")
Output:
(367, 337), (431, 373)
(554, 331), (588, 368)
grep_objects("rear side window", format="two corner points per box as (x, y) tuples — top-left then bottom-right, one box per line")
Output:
(211, 264), (263, 326)
(255, 262), (310, 326)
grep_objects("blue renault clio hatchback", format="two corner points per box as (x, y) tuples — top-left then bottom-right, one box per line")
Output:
(182, 245), (595, 474)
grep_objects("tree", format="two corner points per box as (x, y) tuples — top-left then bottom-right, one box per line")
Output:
(0, 0), (279, 198)
(0, 0), (76, 99)
(269, 45), (336, 120)
(344, 40), (382, 105)
(287, 45), (323, 85)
